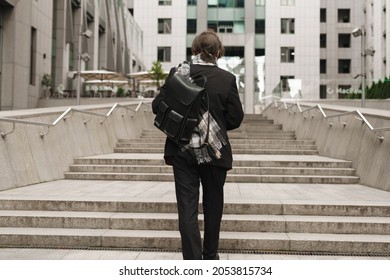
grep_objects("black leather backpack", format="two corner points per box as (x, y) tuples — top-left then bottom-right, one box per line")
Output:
(154, 70), (207, 146)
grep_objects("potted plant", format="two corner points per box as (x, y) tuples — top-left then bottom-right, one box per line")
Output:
(41, 73), (52, 98)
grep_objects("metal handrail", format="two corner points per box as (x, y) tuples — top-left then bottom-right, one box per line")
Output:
(0, 101), (151, 139)
(272, 100), (390, 141)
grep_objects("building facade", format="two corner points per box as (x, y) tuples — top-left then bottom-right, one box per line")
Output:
(2, 0), (390, 111)
(133, 0), (382, 113)
(0, 0), (144, 110)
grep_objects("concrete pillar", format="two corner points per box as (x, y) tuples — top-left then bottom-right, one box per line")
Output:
(244, 0), (255, 114)
(197, 0), (208, 32)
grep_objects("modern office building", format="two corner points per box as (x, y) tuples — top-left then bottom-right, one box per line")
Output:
(0, 0), (144, 110)
(1, 0), (389, 112)
(132, 0), (376, 113)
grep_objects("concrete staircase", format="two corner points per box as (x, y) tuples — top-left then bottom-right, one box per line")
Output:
(1, 114), (390, 255)
(65, 115), (359, 184)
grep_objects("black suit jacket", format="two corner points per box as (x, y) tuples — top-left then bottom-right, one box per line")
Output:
(152, 64), (244, 170)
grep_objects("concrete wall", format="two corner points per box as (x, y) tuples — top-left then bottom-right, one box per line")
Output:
(263, 102), (390, 192)
(0, 101), (154, 191)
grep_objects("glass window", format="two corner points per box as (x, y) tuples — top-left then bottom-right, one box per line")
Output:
(281, 47), (295, 63)
(338, 59), (351, 74)
(187, 19), (197, 34)
(338, 9), (350, 23)
(281, 0), (295, 6)
(158, 0), (172, 5)
(280, 76), (294, 91)
(158, 47), (171, 62)
(30, 27), (37, 85)
(256, 0), (265, 6)
(320, 8), (326, 22)
(320, 59), (327, 74)
(158, 18), (172, 34)
(255, 19), (265, 34)
(188, 0), (197, 5)
(339, 34), (351, 48)
(255, 48), (265, 56)
(218, 47), (245, 95)
(281, 18), (294, 34)
(320, 85), (327, 99)
(208, 20), (244, 33)
(208, 0), (244, 8)
(320, 34), (326, 48)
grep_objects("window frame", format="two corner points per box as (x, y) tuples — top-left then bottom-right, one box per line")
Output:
(157, 46), (171, 62)
(338, 59), (351, 74)
(158, 18), (172, 34)
(281, 47), (295, 63)
(158, 0), (172, 6)
(281, 18), (295, 34)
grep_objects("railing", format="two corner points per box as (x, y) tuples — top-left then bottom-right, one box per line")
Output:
(272, 100), (390, 141)
(0, 101), (152, 139)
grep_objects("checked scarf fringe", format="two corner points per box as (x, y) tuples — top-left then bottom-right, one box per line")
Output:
(188, 108), (227, 164)
(177, 56), (227, 164)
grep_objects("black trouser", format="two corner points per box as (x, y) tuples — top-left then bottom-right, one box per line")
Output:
(173, 153), (227, 260)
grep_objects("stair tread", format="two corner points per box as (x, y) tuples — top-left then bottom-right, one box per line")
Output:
(69, 164), (355, 170)
(1, 227), (390, 242)
(2, 210), (390, 223)
(64, 171), (359, 178)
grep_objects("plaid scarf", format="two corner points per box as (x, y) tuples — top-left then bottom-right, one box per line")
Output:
(177, 56), (227, 164)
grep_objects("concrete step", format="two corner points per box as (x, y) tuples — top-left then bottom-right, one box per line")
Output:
(1, 199), (388, 217)
(113, 147), (319, 155)
(118, 138), (316, 145)
(1, 211), (390, 235)
(73, 157), (354, 169)
(64, 172), (360, 184)
(68, 165), (356, 176)
(115, 143), (319, 151)
(142, 131), (296, 136)
(0, 227), (389, 254)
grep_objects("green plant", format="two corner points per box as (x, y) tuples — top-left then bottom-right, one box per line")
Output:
(42, 73), (52, 88)
(116, 87), (125, 97)
(148, 61), (168, 89)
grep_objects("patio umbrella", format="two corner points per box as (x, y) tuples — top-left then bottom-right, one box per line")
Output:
(84, 79), (130, 87)
(128, 71), (169, 92)
(79, 70), (128, 81)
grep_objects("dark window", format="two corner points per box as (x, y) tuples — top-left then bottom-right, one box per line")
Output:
(338, 33), (351, 48)
(281, 18), (294, 34)
(281, 76), (294, 91)
(187, 19), (197, 34)
(157, 47), (171, 62)
(320, 33), (326, 48)
(255, 48), (265, 56)
(320, 59), (327, 74)
(338, 59), (351, 74)
(320, 8), (326, 22)
(188, 0), (197, 5)
(320, 85), (327, 99)
(338, 9), (350, 23)
(281, 47), (295, 63)
(255, 19), (265, 34)
(30, 27), (37, 85)
(186, 47), (192, 62)
(224, 46), (245, 57)
(158, 0), (172, 6)
(158, 19), (172, 34)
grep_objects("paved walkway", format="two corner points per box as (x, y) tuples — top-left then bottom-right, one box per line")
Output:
(1, 176), (390, 260)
